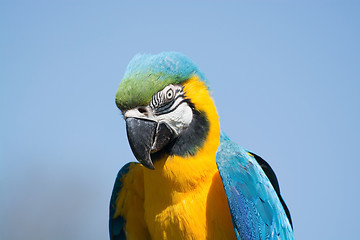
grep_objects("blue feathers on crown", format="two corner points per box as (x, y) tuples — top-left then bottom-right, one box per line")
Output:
(124, 52), (207, 84)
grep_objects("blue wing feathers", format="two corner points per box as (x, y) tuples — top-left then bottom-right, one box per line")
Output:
(250, 152), (293, 228)
(216, 132), (294, 240)
(109, 162), (134, 240)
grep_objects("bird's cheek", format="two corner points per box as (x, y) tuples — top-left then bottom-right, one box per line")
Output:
(158, 105), (193, 135)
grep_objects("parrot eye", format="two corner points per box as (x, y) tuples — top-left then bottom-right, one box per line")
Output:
(149, 84), (184, 113)
(166, 89), (174, 100)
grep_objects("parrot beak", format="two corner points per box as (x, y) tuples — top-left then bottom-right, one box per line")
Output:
(125, 117), (174, 170)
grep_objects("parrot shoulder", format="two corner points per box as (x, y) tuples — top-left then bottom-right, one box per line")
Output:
(109, 162), (150, 240)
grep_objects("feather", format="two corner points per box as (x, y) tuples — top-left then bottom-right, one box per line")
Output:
(216, 132), (293, 240)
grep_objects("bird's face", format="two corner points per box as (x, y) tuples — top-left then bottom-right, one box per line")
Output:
(123, 84), (194, 169)
(116, 52), (214, 170)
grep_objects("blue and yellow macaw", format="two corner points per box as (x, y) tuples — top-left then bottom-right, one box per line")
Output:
(109, 52), (294, 240)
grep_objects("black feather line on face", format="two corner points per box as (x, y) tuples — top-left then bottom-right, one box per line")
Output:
(150, 92), (160, 109)
(155, 94), (183, 114)
(156, 99), (189, 116)
(150, 108), (209, 163)
(166, 109), (209, 157)
(150, 86), (184, 113)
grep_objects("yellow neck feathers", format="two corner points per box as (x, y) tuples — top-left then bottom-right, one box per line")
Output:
(140, 76), (235, 240)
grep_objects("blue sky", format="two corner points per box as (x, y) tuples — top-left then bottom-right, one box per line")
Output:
(1, 1), (359, 239)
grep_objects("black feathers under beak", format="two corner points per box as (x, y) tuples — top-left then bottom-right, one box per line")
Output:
(125, 118), (174, 170)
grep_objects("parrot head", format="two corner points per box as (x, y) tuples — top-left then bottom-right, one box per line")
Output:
(116, 52), (217, 169)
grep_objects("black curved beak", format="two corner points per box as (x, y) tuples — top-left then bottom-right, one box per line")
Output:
(125, 118), (174, 170)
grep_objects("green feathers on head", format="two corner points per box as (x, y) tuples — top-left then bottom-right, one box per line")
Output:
(116, 72), (184, 111)
(115, 52), (206, 111)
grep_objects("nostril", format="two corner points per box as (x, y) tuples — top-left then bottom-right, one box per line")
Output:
(138, 107), (147, 114)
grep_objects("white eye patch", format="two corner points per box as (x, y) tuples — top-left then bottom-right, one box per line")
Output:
(156, 101), (193, 136)
(150, 84), (193, 136)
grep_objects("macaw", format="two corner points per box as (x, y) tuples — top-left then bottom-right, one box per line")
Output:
(109, 52), (294, 240)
